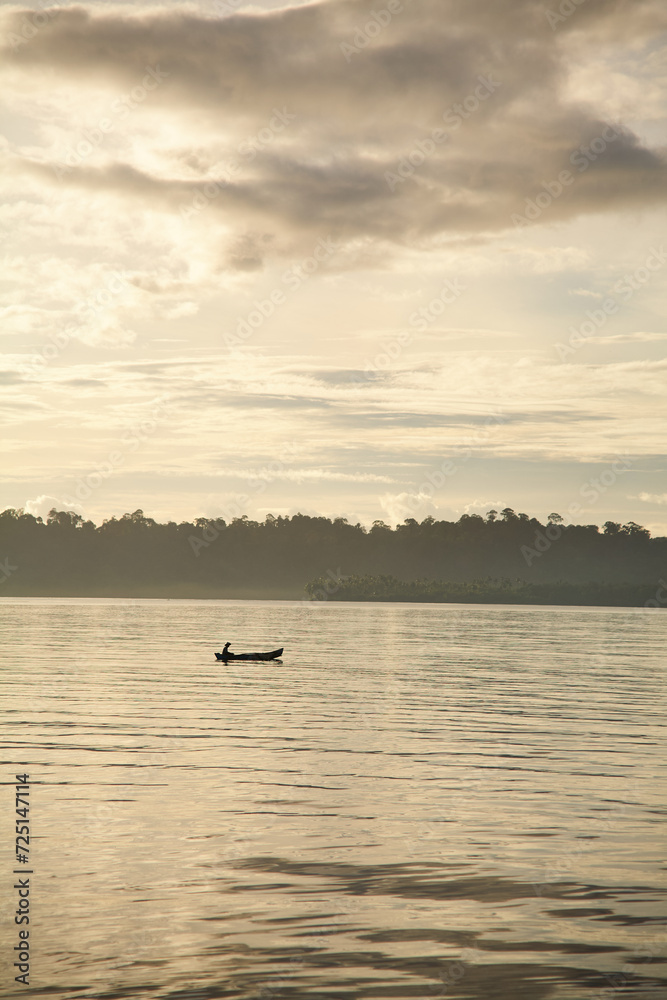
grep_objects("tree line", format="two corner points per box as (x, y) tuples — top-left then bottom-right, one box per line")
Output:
(304, 574), (664, 607)
(0, 506), (664, 600)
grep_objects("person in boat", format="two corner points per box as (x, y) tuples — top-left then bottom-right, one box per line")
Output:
(222, 642), (231, 658)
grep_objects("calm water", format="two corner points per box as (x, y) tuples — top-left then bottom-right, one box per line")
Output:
(0, 598), (665, 1000)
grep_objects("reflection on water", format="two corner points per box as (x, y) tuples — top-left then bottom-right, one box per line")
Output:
(0, 599), (665, 999)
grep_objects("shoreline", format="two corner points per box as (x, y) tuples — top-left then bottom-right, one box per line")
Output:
(0, 590), (662, 608)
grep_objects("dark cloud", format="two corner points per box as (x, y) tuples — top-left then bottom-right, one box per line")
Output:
(0, 371), (26, 385)
(5, 0), (667, 254)
(4, 2), (554, 114)
(330, 409), (608, 428)
(309, 369), (385, 385)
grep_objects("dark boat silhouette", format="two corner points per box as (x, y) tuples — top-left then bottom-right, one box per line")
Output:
(215, 644), (283, 662)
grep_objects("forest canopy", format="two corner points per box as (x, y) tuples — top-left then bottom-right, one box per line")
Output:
(0, 506), (664, 602)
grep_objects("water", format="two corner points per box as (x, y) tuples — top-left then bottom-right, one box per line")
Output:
(1, 598), (665, 999)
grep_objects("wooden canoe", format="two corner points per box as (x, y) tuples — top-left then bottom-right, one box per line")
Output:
(215, 647), (283, 662)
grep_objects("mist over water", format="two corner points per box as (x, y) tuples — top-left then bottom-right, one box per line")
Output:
(1, 598), (666, 999)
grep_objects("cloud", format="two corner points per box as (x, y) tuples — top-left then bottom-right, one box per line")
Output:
(569, 288), (603, 299)
(310, 369), (385, 385)
(211, 467), (394, 483)
(379, 490), (440, 525)
(158, 301), (199, 319)
(636, 492), (667, 505)
(3, 349), (666, 468)
(3, 0), (667, 263)
(77, 319), (138, 348)
(463, 499), (506, 516)
(0, 370), (26, 385)
(587, 332), (667, 344)
(24, 494), (83, 519)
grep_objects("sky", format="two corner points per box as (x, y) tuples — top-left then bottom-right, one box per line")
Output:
(1, 0), (666, 532)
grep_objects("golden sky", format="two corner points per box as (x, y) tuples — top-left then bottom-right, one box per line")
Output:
(1, 0), (666, 531)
